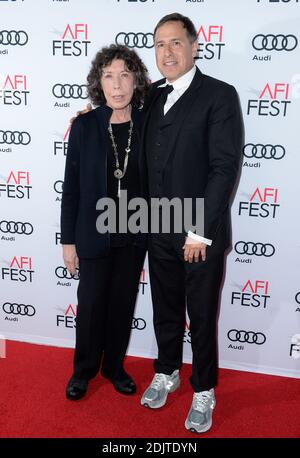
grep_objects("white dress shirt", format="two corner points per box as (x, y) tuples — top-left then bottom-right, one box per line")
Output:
(158, 66), (212, 246)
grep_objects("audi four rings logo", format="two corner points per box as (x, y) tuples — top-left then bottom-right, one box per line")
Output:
(227, 329), (266, 345)
(131, 318), (146, 330)
(243, 144), (285, 160)
(252, 34), (298, 51)
(0, 221), (33, 235)
(55, 266), (80, 280)
(0, 30), (28, 46)
(295, 293), (300, 305)
(2, 302), (36, 317)
(52, 84), (88, 99)
(0, 130), (31, 145)
(234, 241), (275, 257)
(115, 32), (154, 49)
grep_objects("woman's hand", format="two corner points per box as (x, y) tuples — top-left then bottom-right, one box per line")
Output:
(69, 103), (92, 124)
(63, 244), (79, 275)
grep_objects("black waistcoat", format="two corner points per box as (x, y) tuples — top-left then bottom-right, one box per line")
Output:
(145, 90), (187, 199)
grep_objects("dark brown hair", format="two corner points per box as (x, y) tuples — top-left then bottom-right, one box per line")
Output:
(87, 44), (151, 107)
(154, 13), (197, 44)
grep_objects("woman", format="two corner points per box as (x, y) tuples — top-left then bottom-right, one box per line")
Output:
(61, 44), (150, 400)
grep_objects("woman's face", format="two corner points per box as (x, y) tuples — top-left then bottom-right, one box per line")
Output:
(100, 59), (135, 111)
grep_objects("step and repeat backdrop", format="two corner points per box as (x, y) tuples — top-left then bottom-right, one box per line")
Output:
(0, 0), (299, 378)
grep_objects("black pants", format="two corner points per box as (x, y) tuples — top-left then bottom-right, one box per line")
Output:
(73, 245), (146, 381)
(148, 233), (225, 392)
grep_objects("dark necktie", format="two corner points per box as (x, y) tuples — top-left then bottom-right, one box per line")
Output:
(160, 84), (174, 109)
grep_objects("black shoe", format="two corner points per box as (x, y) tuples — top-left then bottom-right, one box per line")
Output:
(66, 377), (88, 401)
(102, 369), (136, 395)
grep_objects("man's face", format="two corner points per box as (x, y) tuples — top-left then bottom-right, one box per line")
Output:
(154, 21), (197, 82)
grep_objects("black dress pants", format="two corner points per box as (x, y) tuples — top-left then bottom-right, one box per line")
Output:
(148, 233), (225, 392)
(73, 245), (145, 381)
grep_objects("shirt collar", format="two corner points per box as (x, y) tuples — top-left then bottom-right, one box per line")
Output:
(158, 65), (196, 91)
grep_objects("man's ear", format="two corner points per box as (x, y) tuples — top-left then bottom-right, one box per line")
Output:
(192, 40), (198, 59)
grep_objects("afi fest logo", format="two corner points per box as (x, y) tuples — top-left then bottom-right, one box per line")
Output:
(56, 304), (77, 329)
(231, 279), (270, 309)
(247, 82), (291, 117)
(0, 74), (29, 106)
(55, 231), (61, 245)
(52, 24), (90, 57)
(196, 25), (225, 60)
(53, 125), (70, 156)
(238, 187), (280, 218)
(290, 334), (300, 359)
(257, 0), (299, 3)
(1, 256), (34, 282)
(0, 171), (32, 199)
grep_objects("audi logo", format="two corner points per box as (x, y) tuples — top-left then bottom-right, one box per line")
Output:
(227, 329), (266, 345)
(52, 84), (88, 99)
(2, 302), (36, 317)
(295, 292), (300, 305)
(131, 317), (146, 330)
(115, 32), (154, 49)
(55, 266), (80, 280)
(234, 241), (275, 257)
(0, 30), (28, 46)
(54, 180), (63, 194)
(243, 144), (285, 160)
(0, 221), (33, 235)
(252, 34), (298, 51)
(0, 130), (31, 146)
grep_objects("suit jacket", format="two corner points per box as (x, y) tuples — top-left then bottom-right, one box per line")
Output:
(140, 68), (243, 252)
(60, 104), (145, 258)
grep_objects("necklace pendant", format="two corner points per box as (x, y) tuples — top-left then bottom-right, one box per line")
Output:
(125, 147), (131, 153)
(114, 169), (123, 179)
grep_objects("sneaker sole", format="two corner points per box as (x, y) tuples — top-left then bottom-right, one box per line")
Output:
(141, 379), (180, 409)
(185, 418), (212, 434)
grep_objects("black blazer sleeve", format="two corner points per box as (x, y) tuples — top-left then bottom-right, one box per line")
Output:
(60, 117), (82, 244)
(204, 85), (243, 240)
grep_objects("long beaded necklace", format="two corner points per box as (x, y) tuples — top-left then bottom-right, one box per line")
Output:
(108, 120), (133, 198)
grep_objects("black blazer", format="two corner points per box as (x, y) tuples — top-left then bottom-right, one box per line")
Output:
(140, 68), (243, 251)
(61, 105), (144, 258)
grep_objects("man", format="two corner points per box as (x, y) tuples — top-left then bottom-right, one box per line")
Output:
(140, 13), (243, 434)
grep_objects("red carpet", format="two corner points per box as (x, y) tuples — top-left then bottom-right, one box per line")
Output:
(0, 341), (299, 438)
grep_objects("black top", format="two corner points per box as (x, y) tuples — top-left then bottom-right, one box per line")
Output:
(61, 105), (146, 258)
(107, 121), (141, 247)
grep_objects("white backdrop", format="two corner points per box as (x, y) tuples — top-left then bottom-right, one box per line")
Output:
(0, 0), (299, 379)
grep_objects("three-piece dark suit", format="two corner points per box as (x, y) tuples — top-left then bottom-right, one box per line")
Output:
(141, 68), (243, 391)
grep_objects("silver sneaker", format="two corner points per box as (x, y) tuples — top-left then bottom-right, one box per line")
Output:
(141, 370), (180, 409)
(185, 389), (216, 433)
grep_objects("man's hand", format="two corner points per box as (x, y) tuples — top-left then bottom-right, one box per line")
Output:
(183, 237), (207, 263)
(69, 102), (92, 124)
(63, 244), (79, 275)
